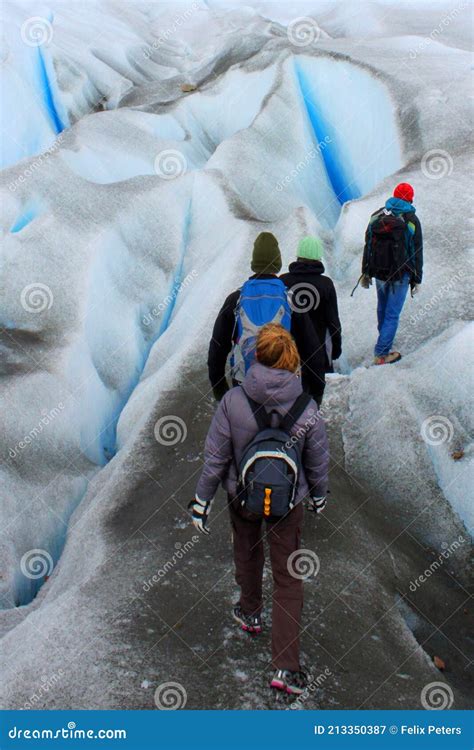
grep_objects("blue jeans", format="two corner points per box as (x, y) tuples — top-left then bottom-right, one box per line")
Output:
(374, 274), (410, 356)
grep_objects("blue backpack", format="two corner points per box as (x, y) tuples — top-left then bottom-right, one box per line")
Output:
(231, 278), (292, 382)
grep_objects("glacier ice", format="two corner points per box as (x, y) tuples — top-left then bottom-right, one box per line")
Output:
(0, 0), (472, 710)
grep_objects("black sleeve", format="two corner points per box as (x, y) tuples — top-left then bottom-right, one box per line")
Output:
(412, 216), (423, 284)
(362, 223), (371, 275)
(326, 281), (342, 360)
(207, 290), (238, 395)
(291, 312), (326, 400)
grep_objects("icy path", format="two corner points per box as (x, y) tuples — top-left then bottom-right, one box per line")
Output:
(0, 372), (471, 710)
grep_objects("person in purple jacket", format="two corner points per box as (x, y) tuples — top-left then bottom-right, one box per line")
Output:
(189, 324), (329, 695)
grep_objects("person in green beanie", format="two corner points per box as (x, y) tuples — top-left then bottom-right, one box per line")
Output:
(281, 235), (342, 391)
(208, 232), (326, 402)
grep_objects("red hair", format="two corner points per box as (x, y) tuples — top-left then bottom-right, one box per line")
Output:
(256, 324), (300, 373)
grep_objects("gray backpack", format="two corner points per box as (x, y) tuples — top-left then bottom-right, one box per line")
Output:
(237, 389), (312, 518)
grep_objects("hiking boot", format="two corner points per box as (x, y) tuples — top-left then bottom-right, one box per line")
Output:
(373, 351), (402, 365)
(270, 668), (308, 695)
(233, 605), (262, 634)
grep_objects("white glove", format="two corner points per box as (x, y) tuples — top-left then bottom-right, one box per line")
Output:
(411, 284), (420, 296)
(308, 496), (327, 514)
(188, 495), (213, 535)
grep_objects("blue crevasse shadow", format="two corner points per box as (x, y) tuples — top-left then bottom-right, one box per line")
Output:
(294, 60), (360, 205)
(100, 199), (193, 463)
(10, 205), (38, 233)
(33, 11), (67, 135)
(36, 44), (67, 134)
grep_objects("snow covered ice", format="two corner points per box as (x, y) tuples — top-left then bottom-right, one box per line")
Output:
(0, 0), (472, 710)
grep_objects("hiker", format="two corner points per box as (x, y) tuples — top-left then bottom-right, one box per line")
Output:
(360, 182), (423, 365)
(281, 235), (342, 380)
(190, 323), (329, 695)
(208, 231), (326, 403)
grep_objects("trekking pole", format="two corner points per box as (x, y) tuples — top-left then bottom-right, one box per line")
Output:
(350, 274), (363, 297)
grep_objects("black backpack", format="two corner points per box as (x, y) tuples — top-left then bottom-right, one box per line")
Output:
(367, 208), (408, 281)
(237, 389), (312, 518)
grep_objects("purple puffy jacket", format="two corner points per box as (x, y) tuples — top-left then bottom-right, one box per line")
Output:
(196, 362), (329, 503)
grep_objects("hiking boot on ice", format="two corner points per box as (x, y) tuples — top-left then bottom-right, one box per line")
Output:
(233, 605), (262, 634)
(270, 669), (308, 695)
(373, 351), (402, 366)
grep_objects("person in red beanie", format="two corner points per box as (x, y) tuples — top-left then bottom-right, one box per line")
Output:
(393, 182), (414, 203)
(360, 183), (423, 365)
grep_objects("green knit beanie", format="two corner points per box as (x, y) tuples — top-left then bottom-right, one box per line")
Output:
(251, 232), (282, 274)
(297, 235), (324, 261)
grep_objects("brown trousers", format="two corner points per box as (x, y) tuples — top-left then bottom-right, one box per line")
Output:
(228, 497), (304, 672)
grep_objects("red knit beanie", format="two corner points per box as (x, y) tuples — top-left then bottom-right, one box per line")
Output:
(393, 182), (414, 202)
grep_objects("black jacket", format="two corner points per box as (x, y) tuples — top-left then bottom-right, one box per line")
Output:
(208, 274), (326, 401)
(280, 261), (342, 370)
(362, 207), (423, 285)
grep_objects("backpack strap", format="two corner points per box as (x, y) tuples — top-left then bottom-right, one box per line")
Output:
(242, 388), (272, 430)
(280, 392), (313, 433)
